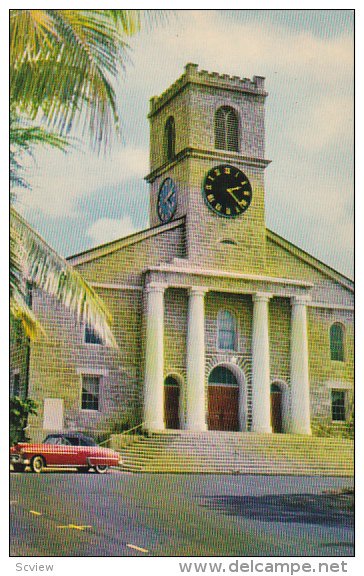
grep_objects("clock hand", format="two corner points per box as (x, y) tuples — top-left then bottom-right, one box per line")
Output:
(165, 189), (175, 202)
(226, 186), (249, 208)
(226, 187), (242, 204)
(226, 186), (241, 194)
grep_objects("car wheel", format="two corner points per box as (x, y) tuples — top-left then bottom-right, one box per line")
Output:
(12, 464), (26, 473)
(31, 455), (45, 474)
(94, 465), (109, 474)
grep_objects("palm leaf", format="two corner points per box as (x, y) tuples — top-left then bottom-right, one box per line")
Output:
(10, 290), (44, 340)
(11, 208), (117, 347)
(10, 9), (133, 150)
(10, 112), (68, 191)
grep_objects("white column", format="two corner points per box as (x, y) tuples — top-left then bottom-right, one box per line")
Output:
(186, 287), (208, 431)
(251, 292), (273, 433)
(290, 295), (312, 434)
(143, 282), (166, 431)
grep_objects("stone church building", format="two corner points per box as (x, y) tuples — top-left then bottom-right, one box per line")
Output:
(11, 64), (354, 441)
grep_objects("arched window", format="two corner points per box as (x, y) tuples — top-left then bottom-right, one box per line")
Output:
(330, 323), (345, 361)
(215, 106), (239, 152)
(165, 116), (175, 162)
(217, 310), (237, 350)
(209, 365), (238, 386)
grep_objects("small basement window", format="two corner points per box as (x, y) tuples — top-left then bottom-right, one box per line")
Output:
(331, 389), (346, 422)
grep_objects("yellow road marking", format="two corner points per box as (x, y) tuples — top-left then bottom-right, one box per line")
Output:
(57, 524), (92, 530)
(30, 510), (42, 516)
(127, 544), (149, 553)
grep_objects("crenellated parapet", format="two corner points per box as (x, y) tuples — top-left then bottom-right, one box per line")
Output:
(149, 63), (267, 117)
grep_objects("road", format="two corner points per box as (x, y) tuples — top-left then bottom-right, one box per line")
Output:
(10, 471), (354, 557)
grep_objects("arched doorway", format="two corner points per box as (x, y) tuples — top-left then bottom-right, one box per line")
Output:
(164, 376), (180, 429)
(270, 383), (283, 433)
(208, 366), (240, 431)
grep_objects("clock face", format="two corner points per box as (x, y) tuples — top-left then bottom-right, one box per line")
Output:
(157, 177), (177, 223)
(202, 164), (252, 218)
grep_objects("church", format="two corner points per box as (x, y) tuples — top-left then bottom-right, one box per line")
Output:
(11, 64), (354, 441)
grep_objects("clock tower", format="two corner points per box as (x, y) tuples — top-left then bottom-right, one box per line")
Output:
(145, 63), (270, 273)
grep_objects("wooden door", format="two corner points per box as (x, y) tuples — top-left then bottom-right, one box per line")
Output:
(271, 390), (283, 433)
(208, 385), (239, 431)
(164, 385), (180, 429)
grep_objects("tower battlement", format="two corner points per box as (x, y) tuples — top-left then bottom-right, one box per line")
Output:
(149, 63), (267, 117)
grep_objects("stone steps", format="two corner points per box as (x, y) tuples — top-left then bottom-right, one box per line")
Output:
(113, 432), (353, 476)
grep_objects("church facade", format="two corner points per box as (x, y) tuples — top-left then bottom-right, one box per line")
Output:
(11, 64), (354, 441)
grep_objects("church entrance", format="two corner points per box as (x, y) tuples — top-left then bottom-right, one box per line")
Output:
(208, 366), (239, 431)
(270, 383), (283, 433)
(164, 376), (180, 429)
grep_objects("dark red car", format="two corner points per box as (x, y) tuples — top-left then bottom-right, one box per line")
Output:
(10, 432), (122, 474)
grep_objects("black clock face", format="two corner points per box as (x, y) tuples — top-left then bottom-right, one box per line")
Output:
(202, 164), (252, 218)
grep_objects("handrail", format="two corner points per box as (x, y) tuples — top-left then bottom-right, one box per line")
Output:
(98, 423), (145, 446)
(120, 422), (145, 436)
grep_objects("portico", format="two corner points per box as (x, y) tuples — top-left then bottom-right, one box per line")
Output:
(143, 268), (313, 435)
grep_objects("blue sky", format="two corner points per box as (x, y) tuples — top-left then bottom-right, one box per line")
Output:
(14, 9), (354, 277)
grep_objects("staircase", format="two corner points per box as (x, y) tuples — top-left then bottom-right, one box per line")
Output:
(111, 431), (353, 476)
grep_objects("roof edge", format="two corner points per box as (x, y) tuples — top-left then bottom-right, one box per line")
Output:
(68, 217), (186, 266)
(266, 229), (354, 291)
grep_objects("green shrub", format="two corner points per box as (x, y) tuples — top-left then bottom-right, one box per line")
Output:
(10, 396), (37, 445)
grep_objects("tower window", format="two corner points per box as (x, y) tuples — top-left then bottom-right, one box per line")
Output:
(217, 310), (237, 351)
(165, 116), (175, 162)
(215, 106), (239, 152)
(330, 322), (345, 361)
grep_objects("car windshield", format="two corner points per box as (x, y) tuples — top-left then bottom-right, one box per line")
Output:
(43, 436), (62, 445)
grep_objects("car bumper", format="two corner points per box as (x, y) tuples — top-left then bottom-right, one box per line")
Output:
(10, 454), (30, 466)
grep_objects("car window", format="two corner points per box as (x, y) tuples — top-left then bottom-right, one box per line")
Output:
(60, 437), (72, 445)
(80, 437), (97, 446)
(65, 436), (79, 446)
(44, 436), (59, 445)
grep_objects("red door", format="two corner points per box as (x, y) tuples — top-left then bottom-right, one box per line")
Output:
(271, 388), (283, 433)
(164, 385), (180, 429)
(208, 385), (239, 431)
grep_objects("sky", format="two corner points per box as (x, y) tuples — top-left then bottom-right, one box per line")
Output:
(13, 9), (354, 277)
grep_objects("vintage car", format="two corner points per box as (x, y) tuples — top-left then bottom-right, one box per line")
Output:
(10, 432), (122, 474)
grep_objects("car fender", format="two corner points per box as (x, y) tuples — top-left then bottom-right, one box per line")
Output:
(87, 456), (113, 467)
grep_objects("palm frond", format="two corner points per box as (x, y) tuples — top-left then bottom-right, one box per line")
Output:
(10, 208), (117, 347)
(10, 113), (68, 192)
(10, 290), (44, 340)
(10, 9), (135, 151)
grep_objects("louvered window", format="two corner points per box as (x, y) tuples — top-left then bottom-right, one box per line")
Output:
(215, 106), (239, 152)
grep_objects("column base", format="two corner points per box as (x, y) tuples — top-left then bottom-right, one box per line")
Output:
(144, 420), (165, 432)
(185, 422), (208, 432)
(251, 425), (272, 434)
(289, 425), (312, 435)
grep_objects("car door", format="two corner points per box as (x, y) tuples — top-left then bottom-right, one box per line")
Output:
(51, 436), (78, 466)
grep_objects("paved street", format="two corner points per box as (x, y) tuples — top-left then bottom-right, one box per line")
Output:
(10, 471), (354, 557)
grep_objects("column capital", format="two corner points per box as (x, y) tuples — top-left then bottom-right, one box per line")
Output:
(291, 294), (311, 306)
(145, 282), (168, 294)
(189, 286), (209, 297)
(252, 292), (273, 303)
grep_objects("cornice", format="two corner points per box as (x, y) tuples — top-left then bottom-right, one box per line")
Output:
(145, 148), (271, 183)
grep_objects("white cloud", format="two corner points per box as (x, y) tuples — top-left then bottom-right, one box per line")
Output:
(87, 216), (138, 246)
(130, 11), (352, 89)
(15, 146), (149, 218)
(290, 95), (353, 152)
